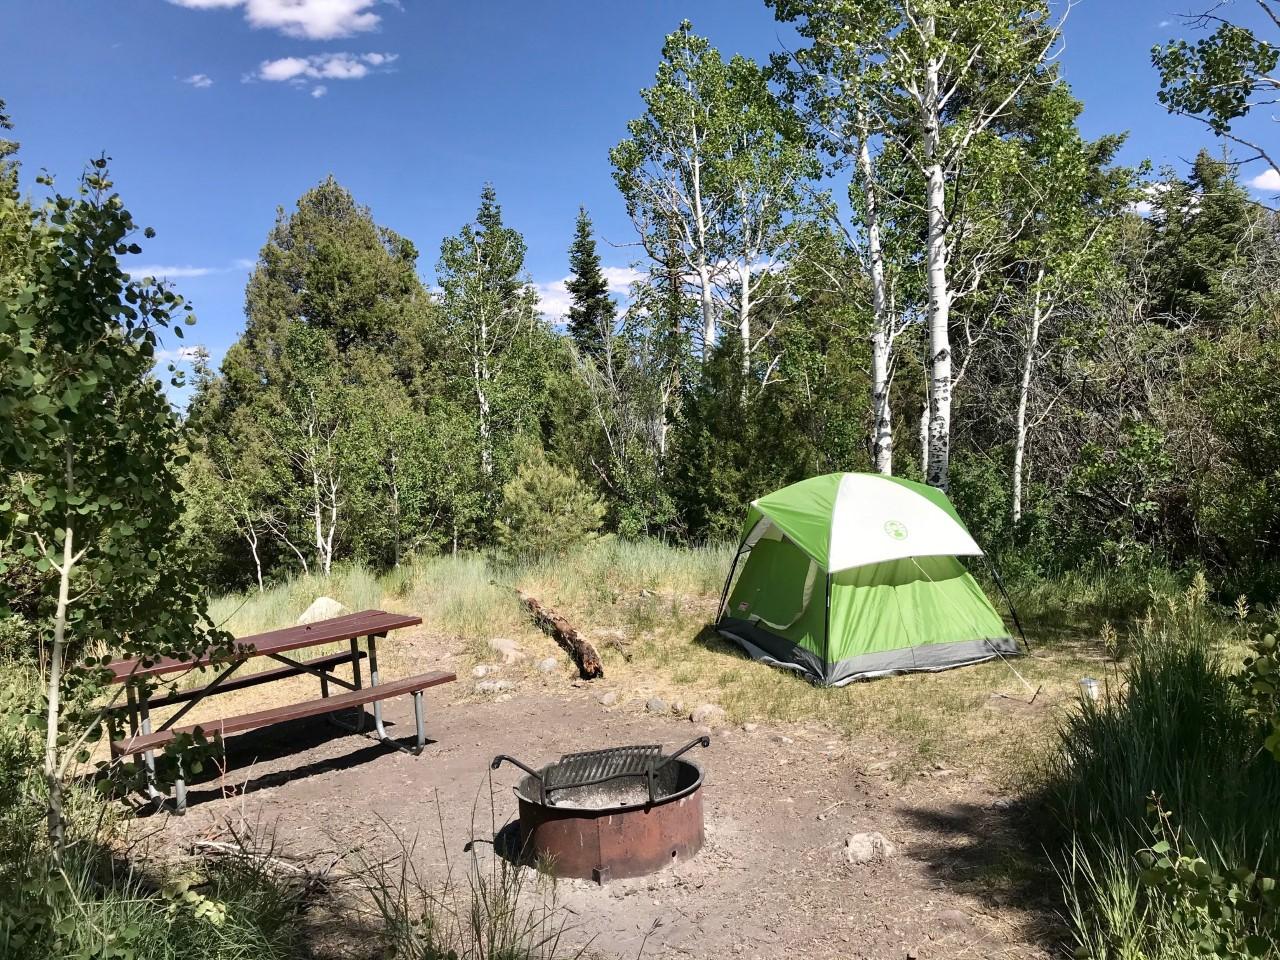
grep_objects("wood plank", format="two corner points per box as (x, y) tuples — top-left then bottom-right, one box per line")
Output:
(125, 650), (367, 711)
(107, 609), (421, 682)
(112, 670), (456, 754)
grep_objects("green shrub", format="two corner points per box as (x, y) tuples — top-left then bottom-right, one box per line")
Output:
(495, 446), (606, 560)
(1042, 583), (1280, 957)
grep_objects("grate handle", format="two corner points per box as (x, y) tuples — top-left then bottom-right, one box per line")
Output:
(655, 735), (710, 772)
(491, 754), (546, 804)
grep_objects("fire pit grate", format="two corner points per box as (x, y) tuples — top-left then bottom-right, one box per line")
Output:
(492, 736), (708, 806)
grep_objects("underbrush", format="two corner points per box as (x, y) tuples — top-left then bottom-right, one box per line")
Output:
(1041, 578), (1280, 958)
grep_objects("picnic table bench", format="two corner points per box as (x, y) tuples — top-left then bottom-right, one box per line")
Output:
(107, 609), (455, 812)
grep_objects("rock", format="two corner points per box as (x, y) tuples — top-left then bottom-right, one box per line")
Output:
(742, 722), (759, 733)
(487, 636), (526, 664)
(476, 679), (515, 694)
(773, 734), (794, 745)
(690, 704), (727, 728)
(296, 596), (347, 625)
(672, 700), (686, 716)
(646, 697), (668, 714)
(472, 664), (493, 679)
(536, 656), (559, 673)
(844, 832), (896, 865)
(598, 692), (618, 706)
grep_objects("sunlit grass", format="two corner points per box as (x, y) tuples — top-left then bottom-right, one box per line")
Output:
(201, 542), (1255, 784)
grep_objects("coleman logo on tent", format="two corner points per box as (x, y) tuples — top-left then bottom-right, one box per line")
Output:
(883, 520), (908, 541)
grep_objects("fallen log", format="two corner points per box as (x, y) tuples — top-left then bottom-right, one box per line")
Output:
(515, 589), (604, 680)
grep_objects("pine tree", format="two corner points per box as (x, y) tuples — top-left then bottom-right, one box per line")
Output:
(495, 444), (607, 558)
(565, 206), (615, 359)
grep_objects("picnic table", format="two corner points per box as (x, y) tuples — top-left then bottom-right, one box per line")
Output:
(107, 609), (455, 812)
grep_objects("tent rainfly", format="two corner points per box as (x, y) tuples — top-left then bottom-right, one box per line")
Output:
(715, 472), (1020, 686)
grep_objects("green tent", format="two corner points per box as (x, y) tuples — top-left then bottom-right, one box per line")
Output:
(715, 472), (1018, 685)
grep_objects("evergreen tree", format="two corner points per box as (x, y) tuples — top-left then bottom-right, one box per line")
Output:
(495, 443), (607, 559)
(565, 206), (615, 360)
(1149, 152), (1260, 328)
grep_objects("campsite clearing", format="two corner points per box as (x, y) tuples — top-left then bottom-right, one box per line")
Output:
(144, 557), (1114, 958)
(154, 683), (1060, 960)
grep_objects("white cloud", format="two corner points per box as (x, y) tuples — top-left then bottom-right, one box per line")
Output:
(155, 345), (207, 364)
(128, 264), (217, 279)
(602, 266), (645, 294)
(535, 278), (573, 320)
(166, 0), (382, 40)
(182, 73), (214, 88)
(1249, 168), (1280, 192)
(251, 52), (397, 96)
(127, 259), (254, 279)
(1158, 19), (1173, 28)
(536, 266), (644, 321)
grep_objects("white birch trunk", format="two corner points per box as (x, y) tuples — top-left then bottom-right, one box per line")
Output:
(738, 263), (752, 386)
(244, 517), (263, 593)
(1012, 269), (1046, 525)
(871, 330), (893, 474)
(860, 127), (894, 475)
(921, 17), (953, 491)
(44, 446), (77, 855)
(919, 396), (930, 473)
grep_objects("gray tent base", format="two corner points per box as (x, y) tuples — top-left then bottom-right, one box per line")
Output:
(717, 618), (1020, 687)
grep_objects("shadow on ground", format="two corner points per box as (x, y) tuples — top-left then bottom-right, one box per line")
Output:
(897, 798), (1069, 950)
(126, 710), (433, 815)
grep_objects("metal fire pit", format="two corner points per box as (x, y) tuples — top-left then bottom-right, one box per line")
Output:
(491, 736), (709, 883)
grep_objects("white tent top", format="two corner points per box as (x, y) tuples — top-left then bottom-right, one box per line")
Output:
(746, 472), (983, 573)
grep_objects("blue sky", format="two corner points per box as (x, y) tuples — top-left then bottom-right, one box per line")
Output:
(2, 0), (1276, 375)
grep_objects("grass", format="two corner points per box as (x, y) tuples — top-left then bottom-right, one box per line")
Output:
(1038, 576), (1280, 957)
(201, 539), (1174, 784)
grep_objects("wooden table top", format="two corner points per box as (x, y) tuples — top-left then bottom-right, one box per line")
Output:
(106, 609), (422, 683)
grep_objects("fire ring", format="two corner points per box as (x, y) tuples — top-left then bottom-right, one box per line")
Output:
(491, 737), (710, 883)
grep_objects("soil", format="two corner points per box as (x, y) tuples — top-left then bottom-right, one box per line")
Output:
(144, 640), (1064, 960)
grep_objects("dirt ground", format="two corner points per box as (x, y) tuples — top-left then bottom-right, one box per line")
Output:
(137, 634), (1066, 960)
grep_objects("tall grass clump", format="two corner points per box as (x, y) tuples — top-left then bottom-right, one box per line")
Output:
(1041, 577), (1280, 957)
(354, 821), (584, 960)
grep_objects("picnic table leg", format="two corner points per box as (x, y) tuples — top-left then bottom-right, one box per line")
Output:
(368, 632), (390, 741)
(348, 637), (366, 732)
(411, 691), (426, 754)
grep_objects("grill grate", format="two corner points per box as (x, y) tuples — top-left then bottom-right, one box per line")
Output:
(491, 736), (710, 807)
(543, 744), (663, 794)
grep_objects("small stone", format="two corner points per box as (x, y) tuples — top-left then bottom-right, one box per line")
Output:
(536, 656), (559, 673)
(773, 734), (793, 745)
(487, 636), (526, 664)
(476, 679), (515, 694)
(742, 722), (759, 733)
(646, 697), (668, 714)
(844, 831), (896, 865)
(598, 692), (618, 706)
(472, 664), (492, 679)
(690, 704), (727, 728)
(672, 700), (686, 715)
(296, 596), (347, 625)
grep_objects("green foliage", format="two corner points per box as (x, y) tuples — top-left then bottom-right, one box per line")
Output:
(0, 157), (228, 842)
(1, 828), (305, 960)
(1155, 15), (1278, 170)
(1238, 633), (1280, 762)
(495, 445), (606, 560)
(1132, 797), (1280, 959)
(1043, 582), (1280, 958)
(565, 206), (615, 361)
